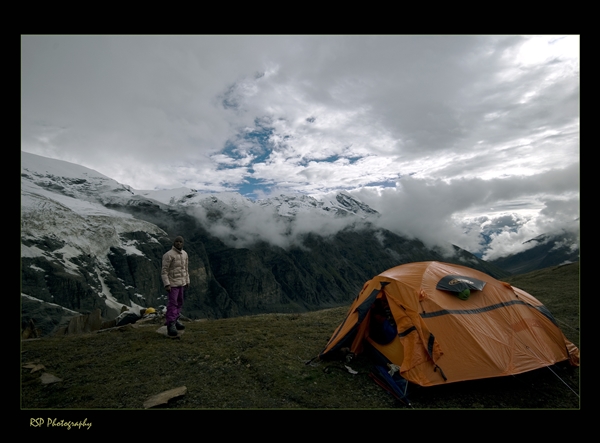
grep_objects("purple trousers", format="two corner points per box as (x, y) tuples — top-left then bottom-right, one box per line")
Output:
(165, 286), (185, 324)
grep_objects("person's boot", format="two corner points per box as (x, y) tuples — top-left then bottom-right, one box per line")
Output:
(175, 320), (185, 330)
(167, 322), (178, 336)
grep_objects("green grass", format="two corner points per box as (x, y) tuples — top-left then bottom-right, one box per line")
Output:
(21, 263), (580, 409)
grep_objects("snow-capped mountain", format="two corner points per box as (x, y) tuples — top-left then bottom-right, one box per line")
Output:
(21, 152), (378, 262)
(21, 152), (172, 321)
(259, 193), (379, 219)
(21, 152), (507, 336)
(21, 151), (154, 209)
(137, 187), (379, 220)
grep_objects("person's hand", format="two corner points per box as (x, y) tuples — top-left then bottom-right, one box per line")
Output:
(164, 285), (171, 292)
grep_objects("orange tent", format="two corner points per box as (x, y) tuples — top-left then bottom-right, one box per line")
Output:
(320, 261), (579, 387)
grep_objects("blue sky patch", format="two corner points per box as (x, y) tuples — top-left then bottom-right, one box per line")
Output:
(219, 121), (276, 170)
(236, 177), (272, 200)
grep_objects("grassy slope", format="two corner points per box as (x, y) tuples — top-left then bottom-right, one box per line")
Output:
(21, 263), (580, 410)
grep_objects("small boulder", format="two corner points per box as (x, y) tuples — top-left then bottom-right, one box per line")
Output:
(143, 386), (187, 409)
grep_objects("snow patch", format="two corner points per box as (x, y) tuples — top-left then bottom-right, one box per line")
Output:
(21, 244), (48, 259)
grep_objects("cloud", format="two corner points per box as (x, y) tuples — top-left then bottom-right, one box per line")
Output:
(187, 197), (365, 250)
(21, 35), (579, 260)
(21, 35), (579, 187)
(352, 163), (579, 257)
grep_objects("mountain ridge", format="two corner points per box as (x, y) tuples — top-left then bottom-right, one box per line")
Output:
(21, 152), (573, 337)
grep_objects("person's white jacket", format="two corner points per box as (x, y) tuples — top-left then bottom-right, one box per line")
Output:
(161, 246), (190, 288)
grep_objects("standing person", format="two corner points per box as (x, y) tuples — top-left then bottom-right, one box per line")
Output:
(161, 236), (190, 336)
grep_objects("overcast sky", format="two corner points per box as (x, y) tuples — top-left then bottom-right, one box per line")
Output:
(21, 35), (579, 260)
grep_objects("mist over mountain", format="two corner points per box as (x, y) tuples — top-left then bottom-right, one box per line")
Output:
(136, 187), (381, 250)
(488, 227), (579, 275)
(21, 152), (575, 337)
